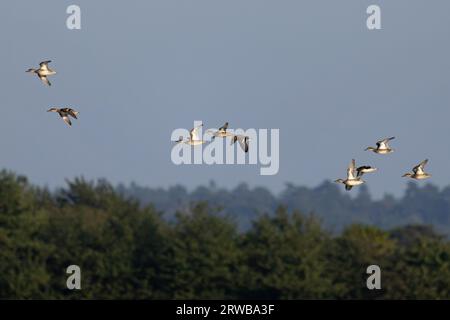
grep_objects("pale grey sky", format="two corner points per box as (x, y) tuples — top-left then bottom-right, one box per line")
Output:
(1, 1), (450, 198)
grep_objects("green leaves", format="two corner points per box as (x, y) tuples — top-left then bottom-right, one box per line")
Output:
(163, 203), (241, 299)
(1, 172), (450, 299)
(240, 208), (334, 299)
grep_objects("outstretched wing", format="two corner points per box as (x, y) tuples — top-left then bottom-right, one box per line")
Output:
(231, 135), (245, 149)
(237, 137), (249, 153)
(190, 124), (202, 141)
(377, 137), (395, 149)
(62, 116), (72, 126)
(68, 109), (78, 119)
(218, 122), (229, 132)
(39, 75), (51, 86)
(356, 166), (367, 177)
(413, 159), (428, 174)
(347, 159), (357, 180)
(39, 60), (51, 71)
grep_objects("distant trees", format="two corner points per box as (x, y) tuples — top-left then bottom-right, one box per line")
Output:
(1, 170), (450, 299)
(118, 180), (450, 235)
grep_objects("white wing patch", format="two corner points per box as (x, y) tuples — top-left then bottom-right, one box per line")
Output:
(347, 159), (357, 180)
(190, 125), (202, 141)
(62, 116), (72, 126)
(39, 76), (51, 86)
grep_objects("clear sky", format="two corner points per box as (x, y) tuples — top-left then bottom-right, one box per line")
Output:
(1, 1), (450, 198)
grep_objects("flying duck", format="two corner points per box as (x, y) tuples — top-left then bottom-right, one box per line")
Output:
(26, 60), (56, 86)
(365, 137), (395, 154)
(402, 159), (431, 180)
(231, 134), (250, 153)
(335, 159), (365, 191)
(207, 122), (233, 139)
(47, 107), (79, 126)
(174, 124), (206, 145)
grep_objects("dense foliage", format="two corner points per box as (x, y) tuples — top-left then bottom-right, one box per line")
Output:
(1, 170), (450, 299)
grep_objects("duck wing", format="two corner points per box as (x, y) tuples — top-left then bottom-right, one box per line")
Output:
(189, 124), (202, 141)
(237, 137), (249, 153)
(377, 137), (395, 149)
(62, 115), (72, 126)
(347, 159), (357, 180)
(39, 61), (51, 71)
(356, 166), (367, 177)
(218, 122), (229, 132)
(39, 75), (51, 86)
(68, 109), (78, 119)
(413, 159), (428, 174)
(231, 134), (244, 145)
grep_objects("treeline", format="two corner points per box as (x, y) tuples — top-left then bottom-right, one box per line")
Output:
(118, 180), (450, 234)
(1, 170), (450, 299)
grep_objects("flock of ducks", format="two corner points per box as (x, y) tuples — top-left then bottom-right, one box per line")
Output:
(26, 60), (249, 151)
(175, 122), (250, 153)
(335, 137), (431, 191)
(26, 61), (80, 126)
(26, 60), (431, 189)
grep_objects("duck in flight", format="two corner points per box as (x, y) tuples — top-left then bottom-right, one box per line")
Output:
(175, 124), (206, 145)
(402, 159), (431, 180)
(26, 60), (56, 86)
(207, 122), (233, 139)
(335, 159), (365, 191)
(47, 107), (79, 126)
(365, 137), (395, 154)
(231, 134), (250, 153)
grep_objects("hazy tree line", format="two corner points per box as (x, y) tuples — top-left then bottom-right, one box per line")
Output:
(1, 170), (450, 299)
(118, 180), (450, 235)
